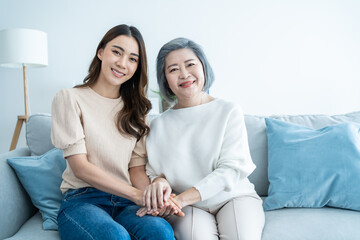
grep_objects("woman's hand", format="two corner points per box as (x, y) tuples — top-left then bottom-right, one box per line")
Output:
(136, 194), (185, 218)
(133, 190), (146, 207)
(143, 177), (172, 211)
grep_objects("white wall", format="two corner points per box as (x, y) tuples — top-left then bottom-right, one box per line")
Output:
(1, 0), (359, 153)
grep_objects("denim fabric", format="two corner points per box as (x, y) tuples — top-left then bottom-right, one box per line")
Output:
(57, 187), (174, 240)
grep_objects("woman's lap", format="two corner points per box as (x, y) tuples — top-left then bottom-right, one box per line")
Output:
(58, 202), (130, 240)
(58, 188), (174, 240)
(115, 204), (175, 240)
(167, 206), (219, 240)
(168, 195), (265, 240)
(216, 195), (265, 240)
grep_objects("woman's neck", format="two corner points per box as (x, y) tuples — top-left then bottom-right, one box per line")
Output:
(174, 92), (214, 109)
(90, 80), (120, 99)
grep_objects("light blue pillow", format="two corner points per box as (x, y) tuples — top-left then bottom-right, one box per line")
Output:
(264, 118), (360, 211)
(7, 148), (65, 230)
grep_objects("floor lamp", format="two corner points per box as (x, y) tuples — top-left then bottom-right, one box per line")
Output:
(0, 28), (48, 150)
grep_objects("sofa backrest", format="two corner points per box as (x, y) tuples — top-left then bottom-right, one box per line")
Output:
(26, 111), (360, 197)
(26, 114), (54, 156)
(25, 114), (159, 156)
(246, 111), (360, 196)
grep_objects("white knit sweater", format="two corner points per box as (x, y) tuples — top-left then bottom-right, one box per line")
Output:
(146, 98), (257, 210)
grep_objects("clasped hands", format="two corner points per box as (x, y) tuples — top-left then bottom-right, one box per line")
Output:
(136, 178), (185, 218)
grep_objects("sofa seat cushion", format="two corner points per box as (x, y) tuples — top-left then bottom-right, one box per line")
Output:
(262, 207), (360, 240)
(4, 212), (60, 240)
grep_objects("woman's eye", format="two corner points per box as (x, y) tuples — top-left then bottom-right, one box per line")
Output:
(113, 50), (121, 55)
(169, 68), (178, 73)
(188, 63), (195, 67)
(130, 58), (138, 63)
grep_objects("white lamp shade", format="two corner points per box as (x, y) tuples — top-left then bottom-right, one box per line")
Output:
(0, 28), (48, 68)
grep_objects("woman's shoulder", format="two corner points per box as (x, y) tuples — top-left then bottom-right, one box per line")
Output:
(54, 87), (89, 101)
(56, 86), (88, 96)
(212, 98), (244, 114)
(148, 109), (181, 131)
(149, 110), (170, 124)
(52, 87), (90, 110)
(152, 98), (244, 118)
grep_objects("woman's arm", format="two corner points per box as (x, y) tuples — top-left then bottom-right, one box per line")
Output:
(129, 133), (149, 191)
(67, 154), (144, 206)
(192, 106), (256, 201)
(173, 187), (201, 208)
(129, 165), (150, 191)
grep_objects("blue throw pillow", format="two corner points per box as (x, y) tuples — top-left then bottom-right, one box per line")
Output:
(7, 148), (65, 230)
(264, 118), (360, 211)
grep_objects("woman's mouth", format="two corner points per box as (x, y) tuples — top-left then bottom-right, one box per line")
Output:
(111, 68), (125, 77)
(179, 80), (196, 88)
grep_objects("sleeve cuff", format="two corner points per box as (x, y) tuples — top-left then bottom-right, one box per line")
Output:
(129, 156), (146, 168)
(62, 142), (87, 158)
(194, 182), (220, 201)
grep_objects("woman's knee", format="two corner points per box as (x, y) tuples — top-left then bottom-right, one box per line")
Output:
(216, 196), (265, 240)
(116, 205), (175, 240)
(58, 207), (130, 240)
(144, 216), (175, 240)
(170, 206), (218, 240)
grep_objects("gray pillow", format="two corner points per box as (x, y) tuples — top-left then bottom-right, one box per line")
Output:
(26, 114), (54, 156)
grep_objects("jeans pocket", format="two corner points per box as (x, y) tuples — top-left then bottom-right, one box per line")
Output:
(64, 187), (90, 202)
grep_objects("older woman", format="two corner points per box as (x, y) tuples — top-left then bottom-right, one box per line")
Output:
(138, 38), (265, 240)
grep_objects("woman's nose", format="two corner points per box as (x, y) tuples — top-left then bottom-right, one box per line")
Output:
(116, 56), (126, 69)
(179, 68), (189, 79)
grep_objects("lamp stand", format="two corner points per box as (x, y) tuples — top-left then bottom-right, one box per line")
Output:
(9, 65), (30, 151)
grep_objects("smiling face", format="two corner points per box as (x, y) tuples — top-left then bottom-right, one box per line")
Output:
(97, 35), (139, 90)
(165, 48), (205, 104)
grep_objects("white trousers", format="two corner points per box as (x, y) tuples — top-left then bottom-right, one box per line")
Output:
(167, 194), (265, 240)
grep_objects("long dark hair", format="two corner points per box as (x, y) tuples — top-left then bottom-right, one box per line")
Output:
(76, 24), (151, 141)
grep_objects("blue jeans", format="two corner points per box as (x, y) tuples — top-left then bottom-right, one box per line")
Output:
(57, 187), (174, 240)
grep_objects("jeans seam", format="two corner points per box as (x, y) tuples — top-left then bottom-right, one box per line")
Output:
(64, 187), (89, 202)
(128, 231), (139, 240)
(62, 210), (95, 240)
(110, 195), (116, 218)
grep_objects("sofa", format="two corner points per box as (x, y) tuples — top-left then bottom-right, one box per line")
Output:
(1, 111), (360, 240)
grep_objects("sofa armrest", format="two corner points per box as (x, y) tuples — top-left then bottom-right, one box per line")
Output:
(0, 147), (37, 239)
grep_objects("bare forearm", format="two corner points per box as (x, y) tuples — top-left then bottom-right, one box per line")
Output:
(175, 187), (201, 208)
(129, 165), (150, 191)
(80, 164), (141, 201)
(67, 154), (143, 205)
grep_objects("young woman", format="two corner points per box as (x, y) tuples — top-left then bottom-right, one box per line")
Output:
(138, 38), (265, 240)
(51, 24), (175, 240)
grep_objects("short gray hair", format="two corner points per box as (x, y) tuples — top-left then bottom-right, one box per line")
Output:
(156, 38), (215, 103)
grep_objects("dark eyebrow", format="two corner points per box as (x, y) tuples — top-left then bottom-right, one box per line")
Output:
(184, 59), (195, 63)
(167, 59), (196, 69)
(112, 45), (139, 58)
(167, 63), (178, 69)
